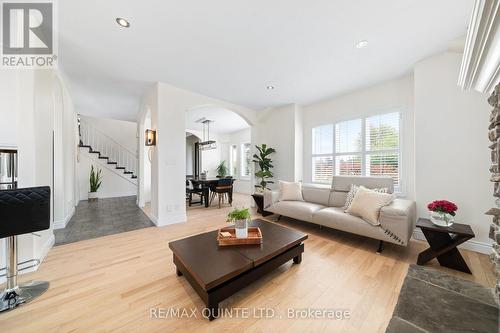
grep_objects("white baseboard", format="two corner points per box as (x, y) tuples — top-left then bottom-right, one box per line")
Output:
(38, 233), (55, 267)
(155, 212), (187, 226)
(53, 206), (75, 229)
(0, 233), (55, 285)
(412, 229), (492, 255)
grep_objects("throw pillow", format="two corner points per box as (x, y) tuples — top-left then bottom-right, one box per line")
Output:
(343, 184), (388, 210)
(345, 187), (393, 225)
(279, 181), (304, 201)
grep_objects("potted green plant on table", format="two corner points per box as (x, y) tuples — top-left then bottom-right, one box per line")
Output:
(253, 144), (276, 192)
(227, 207), (251, 238)
(216, 161), (228, 178)
(88, 165), (102, 202)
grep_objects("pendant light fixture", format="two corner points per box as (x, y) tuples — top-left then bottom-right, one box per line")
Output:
(199, 119), (216, 151)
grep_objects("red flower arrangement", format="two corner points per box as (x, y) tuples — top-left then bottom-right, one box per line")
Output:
(427, 200), (458, 216)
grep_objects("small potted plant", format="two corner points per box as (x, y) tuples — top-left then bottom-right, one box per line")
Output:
(226, 207), (251, 238)
(427, 200), (458, 227)
(88, 165), (102, 202)
(216, 161), (228, 178)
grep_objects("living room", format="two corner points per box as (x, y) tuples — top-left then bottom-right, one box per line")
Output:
(0, 0), (499, 332)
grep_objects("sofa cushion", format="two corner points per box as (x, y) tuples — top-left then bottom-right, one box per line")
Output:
(331, 175), (394, 194)
(345, 187), (394, 225)
(313, 207), (388, 240)
(301, 183), (331, 206)
(328, 191), (348, 207)
(267, 201), (325, 222)
(343, 184), (389, 210)
(279, 181), (304, 201)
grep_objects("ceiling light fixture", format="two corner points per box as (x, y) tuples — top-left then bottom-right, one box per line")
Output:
(199, 120), (217, 151)
(266, 85), (275, 90)
(355, 40), (368, 49)
(116, 17), (130, 28)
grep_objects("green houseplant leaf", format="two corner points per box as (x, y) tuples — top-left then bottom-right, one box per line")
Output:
(89, 165), (102, 193)
(216, 160), (228, 177)
(226, 207), (251, 222)
(252, 144), (276, 192)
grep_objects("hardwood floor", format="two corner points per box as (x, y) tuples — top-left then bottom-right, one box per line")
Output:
(0, 194), (494, 333)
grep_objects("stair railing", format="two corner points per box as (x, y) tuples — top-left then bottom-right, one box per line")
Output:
(79, 118), (138, 176)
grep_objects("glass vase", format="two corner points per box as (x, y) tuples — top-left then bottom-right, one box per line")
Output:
(429, 211), (454, 227)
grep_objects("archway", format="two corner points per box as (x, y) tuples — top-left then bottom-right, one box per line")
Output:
(185, 106), (253, 196)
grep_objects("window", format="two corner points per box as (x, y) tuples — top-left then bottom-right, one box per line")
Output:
(312, 112), (401, 190)
(229, 144), (238, 176)
(241, 143), (251, 178)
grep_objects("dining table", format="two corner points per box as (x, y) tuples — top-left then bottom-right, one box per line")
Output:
(190, 177), (234, 208)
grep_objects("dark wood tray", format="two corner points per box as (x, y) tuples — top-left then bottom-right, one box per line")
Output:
(217, 226), (263, 246)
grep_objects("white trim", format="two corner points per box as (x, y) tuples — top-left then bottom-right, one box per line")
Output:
(412, 229), (493, 255)
(154, 212), (187, 227)
(38, 233), (55, 267)
(53, 206), (75, 229)
(82, 192), (137, 200)
(0, 144), (17, 150)
(0, 233), (56, 284)
(458, 0), (500, 93)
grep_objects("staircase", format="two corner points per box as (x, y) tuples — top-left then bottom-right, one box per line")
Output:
(78, 118), (138, 180)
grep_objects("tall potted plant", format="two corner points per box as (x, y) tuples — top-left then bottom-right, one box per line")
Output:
(216, 161), (228, 178)
(252, 144), (276, 192)
(88, 165), (102, 202)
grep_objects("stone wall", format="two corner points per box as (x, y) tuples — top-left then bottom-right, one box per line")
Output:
(487, 84), (500, 303)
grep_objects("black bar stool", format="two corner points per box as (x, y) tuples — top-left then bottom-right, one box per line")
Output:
(0, 186), (51, 313)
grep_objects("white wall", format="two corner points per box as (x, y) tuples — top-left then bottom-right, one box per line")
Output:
(143, 114), (152, 203)
(302, 75), (415, 198)
(220, 128), (252, 194)
(137, 82), (256, 225)
(414, 52), (492, 250)
(185, 134), (198, 175)
(79, 115), (137, 153)
(0, 71), (18, 148)
(78, 150), (137, 200)
(76, 116), (138, 201)
(0, 69), (77, 282)
(300, 52), (491, 253)
(252, 104), (303, 189)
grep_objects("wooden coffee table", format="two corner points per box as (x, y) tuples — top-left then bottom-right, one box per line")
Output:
(168, 219), (307, 320)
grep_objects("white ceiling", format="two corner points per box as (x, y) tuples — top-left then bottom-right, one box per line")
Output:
(59, 0), (474, 121)
(185, 107), (249, 134)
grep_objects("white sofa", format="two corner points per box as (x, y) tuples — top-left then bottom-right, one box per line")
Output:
(264, 176), (416, 248)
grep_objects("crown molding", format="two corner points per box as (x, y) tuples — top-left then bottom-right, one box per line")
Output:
(458, 0), (500, 93)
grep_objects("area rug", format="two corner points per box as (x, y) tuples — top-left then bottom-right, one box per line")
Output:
(386, 264), (498, 333)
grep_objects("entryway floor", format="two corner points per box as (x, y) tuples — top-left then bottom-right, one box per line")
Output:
(54, 196), (154, 245)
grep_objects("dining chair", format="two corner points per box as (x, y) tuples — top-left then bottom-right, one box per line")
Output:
(186, 179), (204, 206)
(210, 178), (233, 208)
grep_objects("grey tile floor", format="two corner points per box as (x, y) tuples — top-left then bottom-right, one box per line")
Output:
(54, 196), (154, 245)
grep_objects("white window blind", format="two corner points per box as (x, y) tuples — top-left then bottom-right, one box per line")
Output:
(311, 112), (401, 191)
(241, 143), (251, 178)
(365, 112), (400, 188)
(229, 144), (238, 176)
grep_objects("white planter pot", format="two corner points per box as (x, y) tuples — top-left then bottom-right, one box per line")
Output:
(234, 219), (248, 238)
(88, 192), (98, 201)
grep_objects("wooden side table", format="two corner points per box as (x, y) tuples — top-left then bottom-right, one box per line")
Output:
(416, 218), (475, 274)
(251, 193), (273, 217)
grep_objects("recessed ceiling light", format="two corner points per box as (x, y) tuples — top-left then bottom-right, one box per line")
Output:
(266, 85), (275, 90)
(116, 17), (130, 28)
(355, 40), (368, 49)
